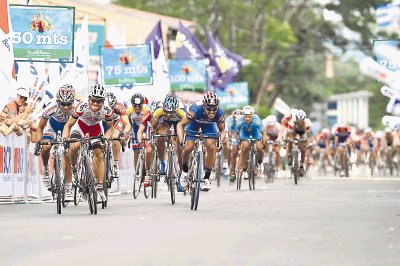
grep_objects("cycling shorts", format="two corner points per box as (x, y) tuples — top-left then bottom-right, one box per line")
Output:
(42, 117), (66, 140)
(185, 122), (218, 141)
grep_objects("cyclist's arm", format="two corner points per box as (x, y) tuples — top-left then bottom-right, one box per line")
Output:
(62, 116), (77, 140)
(104, 120), (114, 138)
(120, 114), (131, 135)
(36, 117), (47, 142)
(177, 115), (191, 143)
(137, 124), (145, 144)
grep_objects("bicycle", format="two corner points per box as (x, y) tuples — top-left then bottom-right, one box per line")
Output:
(154, 133), (179, 204)
(102, 137), (126, 208)
(184, 134), (219, 211)
(263, 140), (278, 183)
(68, 135), (102, 215)
(287, 137), (308, 185)
(36, 132), (67, 214)
(237, 137), (258, 191)
(213, 141), (224, 187)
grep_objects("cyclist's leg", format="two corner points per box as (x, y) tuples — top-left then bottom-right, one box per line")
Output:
(156, 121), (170, 174)
(111, 120), (124, 176)
(131, 123), (141, 169)
(230, 143), (238, 179)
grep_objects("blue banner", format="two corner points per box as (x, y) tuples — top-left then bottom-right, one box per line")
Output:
(100, 44), (153, 86)
(168, 59), (207, 91)
(373, 39), (400, 72)
(216, 82), (249, 110)
(75, 24), (105, 57)
(10, 5), (75, 62)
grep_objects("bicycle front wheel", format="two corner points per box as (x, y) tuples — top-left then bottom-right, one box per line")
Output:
(133, 155), (144, 199)
(54, 160), (62, 214)
(85, 157), (97, 215)
(293, 150), (299, 185)
(193, 151), (203, 210)
(168, 157), (176, 204)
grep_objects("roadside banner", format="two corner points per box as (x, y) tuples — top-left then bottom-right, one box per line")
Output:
(215, 82), (249, 109)
(9, 4), (75, 62)
(169, 59), (207, 91)
(100, 44), (153, 86)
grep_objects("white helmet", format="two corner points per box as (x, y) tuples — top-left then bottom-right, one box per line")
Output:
(265, 115), (276, 125)
(295, 109), (306, 120)
(89, 84), (106, 100)
(242, 105), (255, 115)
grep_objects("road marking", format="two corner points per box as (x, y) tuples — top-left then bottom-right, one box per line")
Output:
(138, 217), (147, 220)
(61, 236), (74, 240)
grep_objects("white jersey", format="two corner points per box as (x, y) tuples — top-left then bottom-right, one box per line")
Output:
(41, 101), (73, 123)
(72, 100), (113, 126)
(263, 121), (281, 138)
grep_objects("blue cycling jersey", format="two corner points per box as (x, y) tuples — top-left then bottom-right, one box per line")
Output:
(235, 114), (263, 140)
(226, 115), (236, 132)
(187, 101), (225, 125)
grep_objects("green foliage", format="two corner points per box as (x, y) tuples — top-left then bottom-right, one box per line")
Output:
(114, 0), (390, 128)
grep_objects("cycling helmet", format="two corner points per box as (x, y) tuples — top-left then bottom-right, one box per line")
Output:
(203, 91), (220, 107)
(321, 128), (330, 135)
(265, 115), (277, 125)
(150, 100), (162, 113)
(385, 127), (393, 133)
(242, 105), (255, 115)
(57, 84), (75, 103)
(106, 92), (117, 108)
(295, 109), (306, 120)
(89, 84), (106, 100)
(232, 109), (243, 119)
(131, 93), (144, 105)
(163, 94), (179, 113)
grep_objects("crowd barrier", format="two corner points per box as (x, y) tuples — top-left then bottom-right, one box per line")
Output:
(0, 132), (135, 203)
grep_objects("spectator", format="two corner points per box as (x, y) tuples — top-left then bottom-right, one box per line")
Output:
(0, 111), (17, 136)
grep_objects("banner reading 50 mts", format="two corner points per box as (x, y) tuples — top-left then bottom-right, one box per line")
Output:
(168, 59), (207, 91)
(10, 5), (75, 62)
(100, 44), (153, 86)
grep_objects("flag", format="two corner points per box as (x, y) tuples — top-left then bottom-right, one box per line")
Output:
(175, 21), (208, 59)
(208, 33), (243, 89)
(146, 20), (163, 59)
(376, 3), (400, 33)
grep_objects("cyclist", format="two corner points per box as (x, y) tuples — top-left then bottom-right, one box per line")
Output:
(334, 122), (352, 177)
(286, 109), (312, 176)
(136, 100), (161, 186)
(63, 84), (114, 202)
(226, 108), (243, 182)
(235, 105), (265, 180)
(262, 115), (281, 169)
(104, 92), (132, 178)
(126, 93), (149, 173)
(177, 91), (225, 191)
(315, 128), (331, 167)
(35, 85), (75, 201)
(151, 94), (186, 178)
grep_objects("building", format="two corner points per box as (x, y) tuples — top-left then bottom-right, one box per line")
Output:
(326, 90), (373, 129)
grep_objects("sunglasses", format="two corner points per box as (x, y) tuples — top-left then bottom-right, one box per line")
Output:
(59, 102), (73, 107)
(133, 104), (142, 108)
(90, 98), (104, 104)
(206, 107), (218, 112)
(18, 95), (28, 101)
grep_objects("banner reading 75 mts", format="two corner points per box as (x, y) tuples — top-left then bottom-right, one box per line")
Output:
(10, 5), (75, 62)
(100, 44), (153, 86)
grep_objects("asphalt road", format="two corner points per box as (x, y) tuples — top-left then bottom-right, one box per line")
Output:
(1, 174), (399, 266)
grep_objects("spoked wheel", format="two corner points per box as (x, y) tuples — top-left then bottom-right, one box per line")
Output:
(133, 156), (144, 199)
(54, 161), (62, 214)
(73, 184), (82, 206)
(102, 163), (112, 209)
(144, 178), (153, 199)
(151, 174), (158, 198)
(293, 151), (299, 185)
(85, 160), (97, 215)
(215, 156), (221, 188)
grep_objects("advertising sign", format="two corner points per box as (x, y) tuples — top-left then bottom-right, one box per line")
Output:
(10, 5), (75, 62)
(216, 82), (249, 110)
(168, 59), (207, 91)
(100, 44), (153, 86)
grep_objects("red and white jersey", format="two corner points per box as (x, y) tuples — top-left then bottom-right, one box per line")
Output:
(263, 122), (281, 138)
(112, 102), (127, 121)
(41, 100), (74, 123)
(72, 100), (113, 126)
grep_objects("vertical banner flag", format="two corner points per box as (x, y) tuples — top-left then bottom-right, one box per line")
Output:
(375, 3), (400, 34)
(145, 20), (163, 59)
(169, 59), (207, 91)
(208, 33), (243, 89)
(175, 21), (208, 59)
(100, 44), (153, 86)
(9, 5), (75, 62)
(215, 82), (249, 109)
